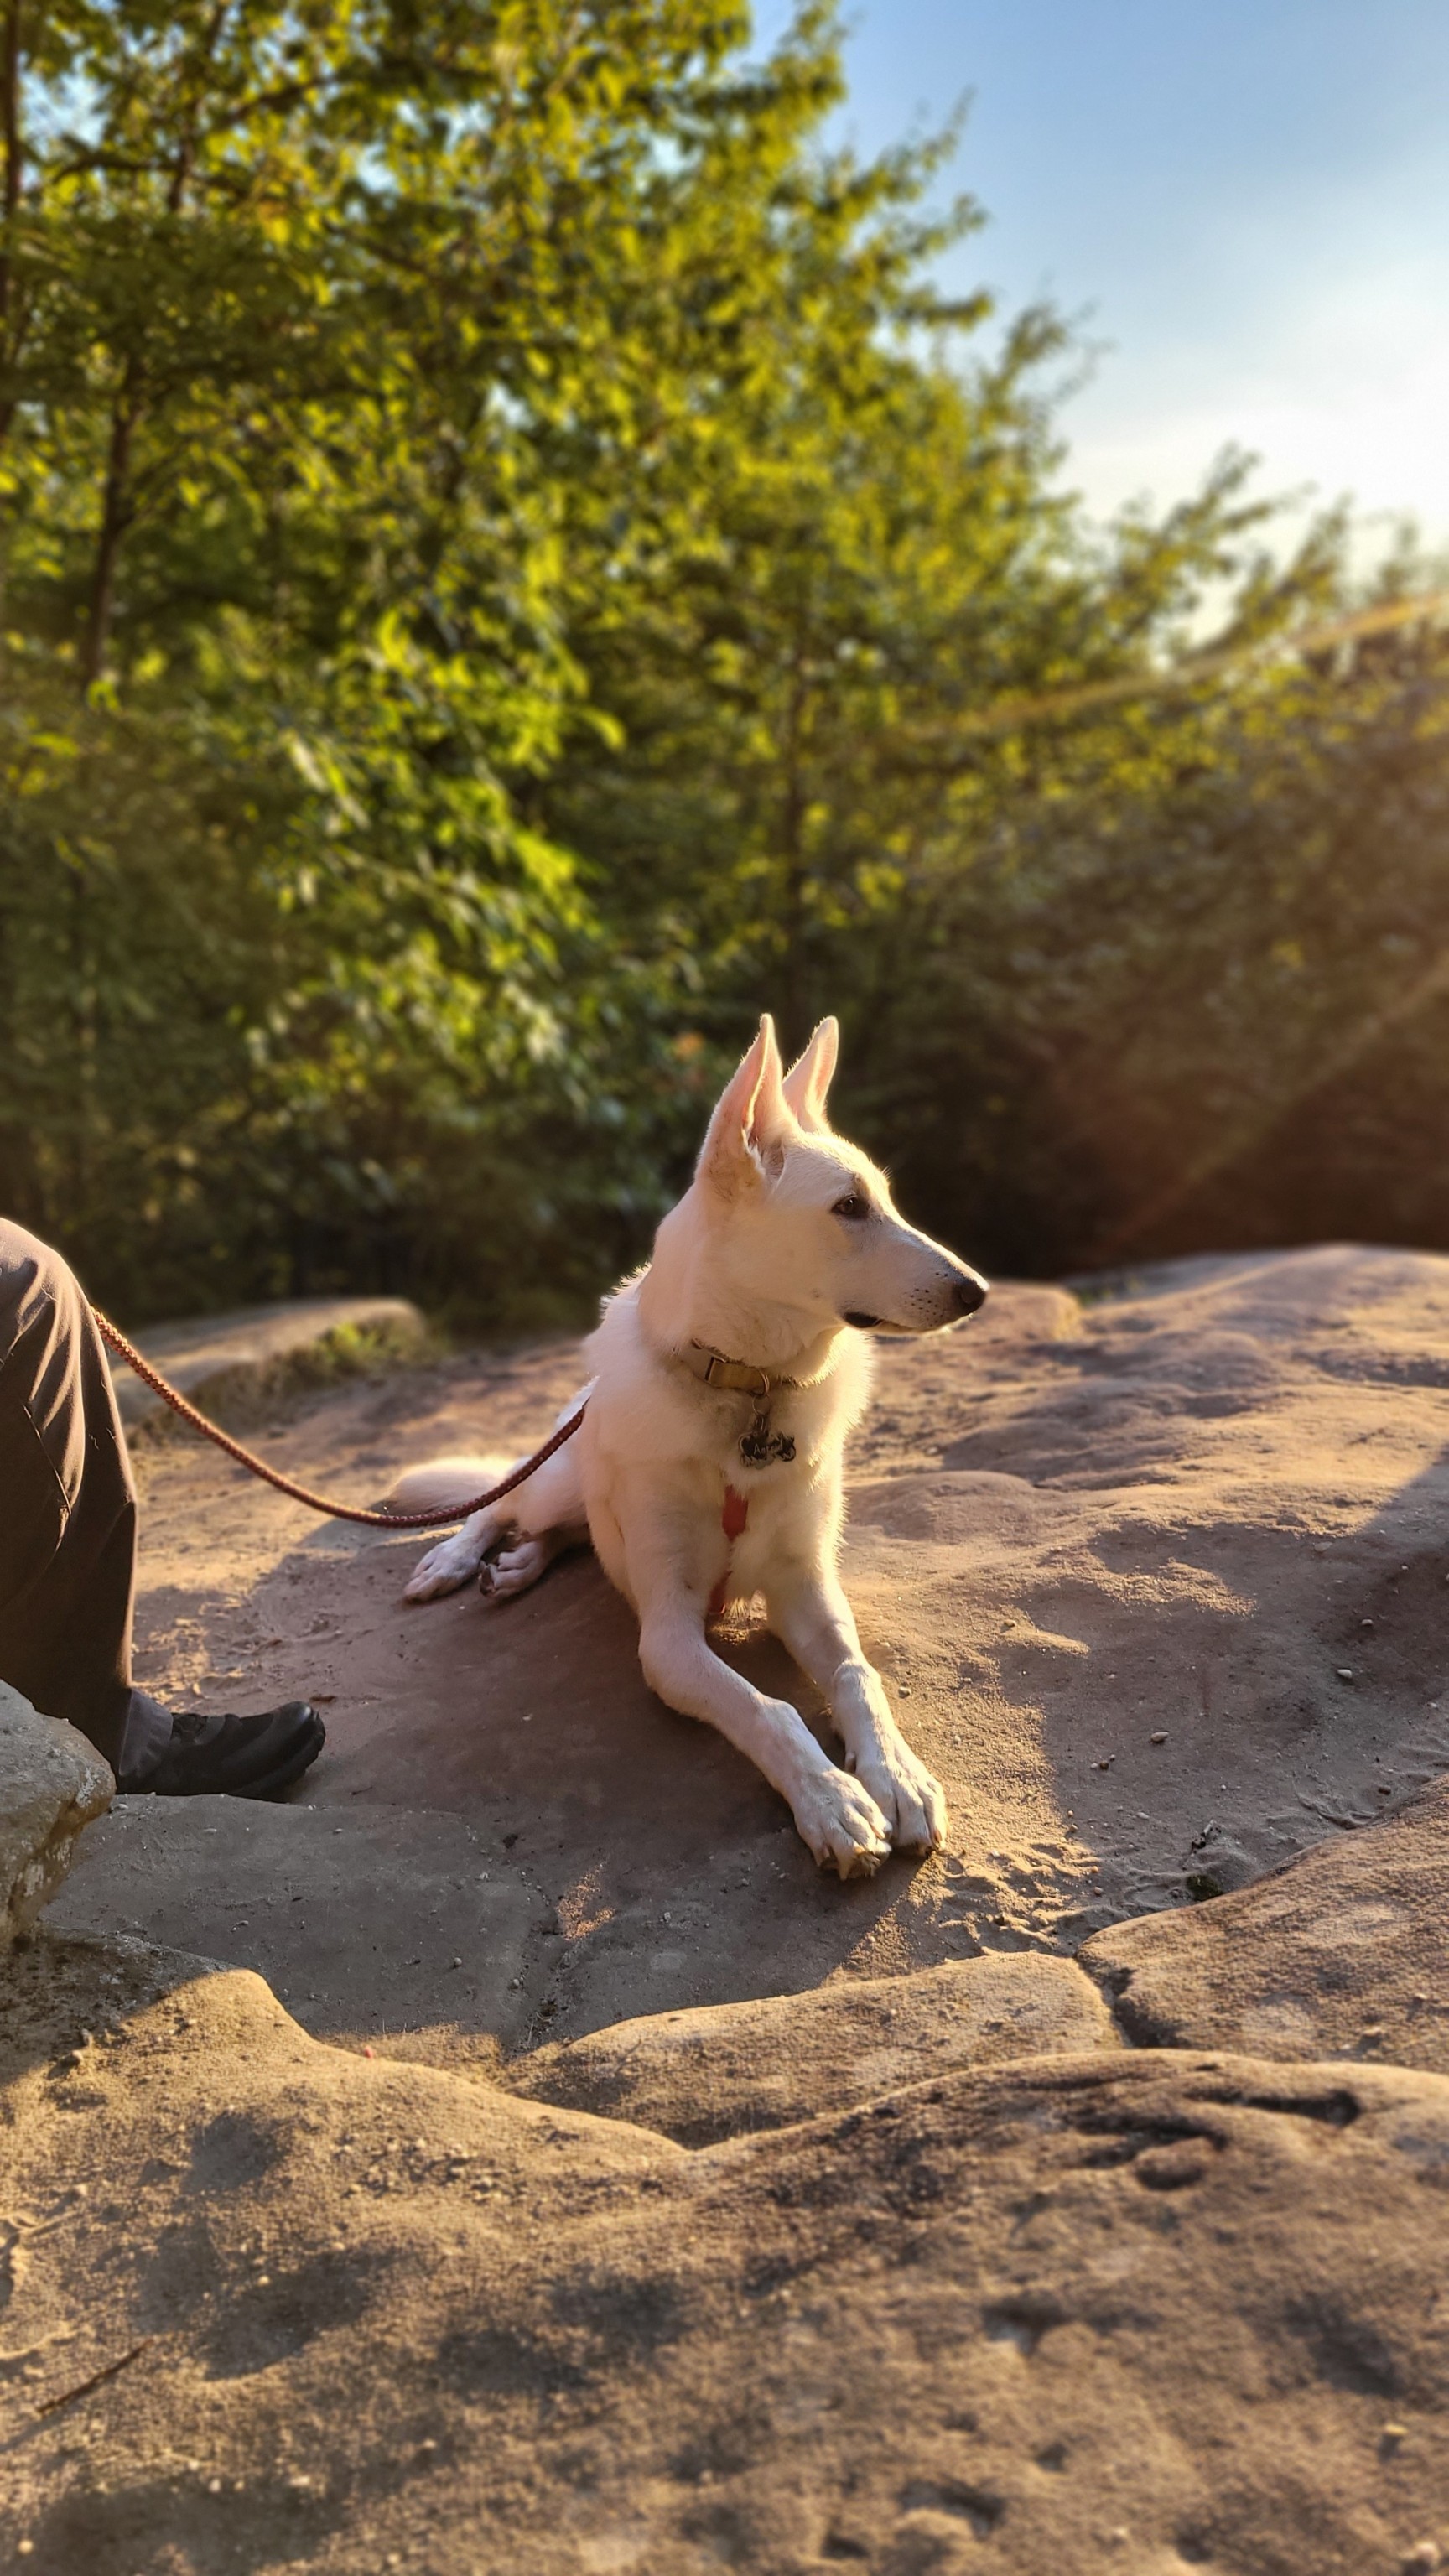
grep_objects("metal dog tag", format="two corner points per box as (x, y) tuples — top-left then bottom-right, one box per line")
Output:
(740, 1412), (797, 1470)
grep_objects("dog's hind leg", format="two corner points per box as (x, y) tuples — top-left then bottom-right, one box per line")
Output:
(484, 1520), (584, 1600)
(402, 1488), (510, 1602)
(402, 1431), (587, 1604)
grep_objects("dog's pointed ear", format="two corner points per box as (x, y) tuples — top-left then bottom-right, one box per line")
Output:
(782, 1016), (839, 1134)
(699, 1015), (792, 1193)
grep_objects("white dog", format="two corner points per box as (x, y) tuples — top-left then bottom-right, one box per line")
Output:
(392, 1015), (988, 1877)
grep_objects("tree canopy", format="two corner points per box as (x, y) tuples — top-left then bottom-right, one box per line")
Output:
(2, 1), (1446, 1321)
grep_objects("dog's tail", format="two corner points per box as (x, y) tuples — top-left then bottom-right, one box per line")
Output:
(383, 1453), (512, 1514)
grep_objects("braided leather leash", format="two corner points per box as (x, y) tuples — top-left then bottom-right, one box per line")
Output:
(91, 1306), (586, 1530)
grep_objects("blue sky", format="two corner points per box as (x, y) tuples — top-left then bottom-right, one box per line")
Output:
(751, 0), (1449, 555)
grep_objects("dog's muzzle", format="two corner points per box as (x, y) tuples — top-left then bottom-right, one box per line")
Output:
(844, 1268), (989, 1333)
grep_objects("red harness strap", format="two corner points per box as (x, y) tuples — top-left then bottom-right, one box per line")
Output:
(709, 1483), (750, 1621)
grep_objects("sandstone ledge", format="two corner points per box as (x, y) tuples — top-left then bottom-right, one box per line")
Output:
(506, 1953), (1120, 2143)
(1083, 1773), (1449, 2073)
(5, 1939), (1449, 2576)
(106, 1293), (426, 1431)
(0, 1680), (112, 1950)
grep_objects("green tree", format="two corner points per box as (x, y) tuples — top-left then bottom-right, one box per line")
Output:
(3, 1), (1441, 1323)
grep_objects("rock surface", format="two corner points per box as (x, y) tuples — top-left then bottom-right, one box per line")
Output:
(0, 1680), (112, 1949)
(46, 1792), (547, 2061)
(54, 1244), (1449, 2059)
(106, 1292), (425, 1430)
(1083, 1774), (1449, 2071)
(6, 1939), (1449, 2575)
(17, 1244), (1449, 2568)
(506, 1955), (1120, 2143)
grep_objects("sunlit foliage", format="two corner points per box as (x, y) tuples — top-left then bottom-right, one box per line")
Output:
(1, 3), (1444, 1318)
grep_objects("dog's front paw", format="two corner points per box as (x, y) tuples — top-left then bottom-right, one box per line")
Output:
(402, 1533), (483, 1602)
(859, 1742), (948, 1854)
(792, 1766), (892, 1878)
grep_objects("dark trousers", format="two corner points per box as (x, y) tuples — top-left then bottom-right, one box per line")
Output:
(0, 1218), (137, 1770)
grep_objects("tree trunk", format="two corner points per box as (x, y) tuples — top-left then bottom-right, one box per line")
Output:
(777, 632), (810, 1052)
(75, 29), (201, 690)
(81, 385), (140, 688)
(0, 0), (23, 601)
(0, 835), (42, 1220)
(68, 857), (94, 1219)
(0, 0), (21, 349)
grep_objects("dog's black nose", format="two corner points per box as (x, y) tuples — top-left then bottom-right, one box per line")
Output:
(953, 1270), (989, 1317)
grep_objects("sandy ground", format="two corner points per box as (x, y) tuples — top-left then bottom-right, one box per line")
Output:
(51, 1244), (1449, 2063)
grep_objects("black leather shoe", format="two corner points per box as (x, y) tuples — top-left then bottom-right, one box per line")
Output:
(122, 1703), (325, 1800)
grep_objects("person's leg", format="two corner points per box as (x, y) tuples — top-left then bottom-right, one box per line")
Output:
(0, 1218), (138, 1770)
(0, 1219), (325, 1794)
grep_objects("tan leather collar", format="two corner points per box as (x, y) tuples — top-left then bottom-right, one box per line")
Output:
(673, 1341), (802, 1401)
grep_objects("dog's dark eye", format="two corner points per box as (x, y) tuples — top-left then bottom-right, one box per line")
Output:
(833, 1192), (870, 1222)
